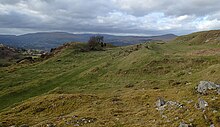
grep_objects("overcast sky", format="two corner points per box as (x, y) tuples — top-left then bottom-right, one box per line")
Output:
(0, 0), (220, 36)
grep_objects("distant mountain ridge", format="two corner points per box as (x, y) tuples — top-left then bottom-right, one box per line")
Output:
(0, 32), (177, 50)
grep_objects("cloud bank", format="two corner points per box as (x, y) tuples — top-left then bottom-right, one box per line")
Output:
(0, 0), (220, 35)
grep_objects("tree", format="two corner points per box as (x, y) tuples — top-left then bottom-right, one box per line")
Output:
(88, 36), (106, 50)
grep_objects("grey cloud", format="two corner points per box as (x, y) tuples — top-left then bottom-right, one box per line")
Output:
(113, 0), (220, 17)
(0, 0), (220, 35)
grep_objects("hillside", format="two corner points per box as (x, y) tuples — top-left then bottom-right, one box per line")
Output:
(174, 30), (220, 44)
(1, 31), (220, 126)
(0, 44), (46, 68)
(0, 44), (25, 67)
(0, 32), (177, 50)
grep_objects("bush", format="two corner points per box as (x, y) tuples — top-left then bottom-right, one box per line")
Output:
(88, 36), (106, 51)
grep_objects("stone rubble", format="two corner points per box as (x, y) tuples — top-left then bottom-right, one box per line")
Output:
(156, 98), (183, 111)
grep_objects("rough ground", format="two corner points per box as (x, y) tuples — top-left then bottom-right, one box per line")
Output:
(1, 31), (220, 126)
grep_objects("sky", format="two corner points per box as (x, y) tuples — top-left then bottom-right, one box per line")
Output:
(0, 0), (220, 36)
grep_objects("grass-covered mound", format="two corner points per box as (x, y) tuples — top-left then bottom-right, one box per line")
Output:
(1, 32), (220, 126)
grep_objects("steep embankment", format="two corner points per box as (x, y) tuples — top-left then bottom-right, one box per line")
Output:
(0, 32), (220, 126)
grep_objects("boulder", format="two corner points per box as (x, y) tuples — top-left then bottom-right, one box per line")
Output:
(198, 98), (208, 109)
(197, 81), (219, 94)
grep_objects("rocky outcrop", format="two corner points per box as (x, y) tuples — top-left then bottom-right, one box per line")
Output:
(156, 97), (183, 111)
(197, 81), (220, 94)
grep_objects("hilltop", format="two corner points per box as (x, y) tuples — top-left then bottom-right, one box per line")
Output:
(174, 30), (220, 44)
(0, 32), (177, 50)
(0, 30), (220, 127)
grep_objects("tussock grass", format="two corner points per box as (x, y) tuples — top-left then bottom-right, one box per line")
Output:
(1, 41), (220, 126)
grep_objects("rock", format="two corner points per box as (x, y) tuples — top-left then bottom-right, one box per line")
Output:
(210, 124), (215, 127)
(72, 117), (97, 126)
(166, 101), (183, 108)
(187, 100), (193, 104)
(189, 118), (194, 122)
(175, 117), (179, 120)
(203, 114), (208, 120)
(156, 97), (166, 107)
(179, 122), (189, 127)
(197, 98), (208, 109)
(211, 97), (218, 101)
(197, 81), (220, 94)
(156, 98), (183, 111)
(217, 89), (220, 94)
(162, 115), (167, 119)
(19, 124), (29, 127)
(213, 110), (218, 113)
(46, 123), (55, 127)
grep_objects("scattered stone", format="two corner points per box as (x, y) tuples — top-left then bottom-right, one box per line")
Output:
(156, 98), (183, 111)
(211, 97), (218, 101)
(198, 98), (208, 109)
(204, 115), (208, 121)
(175, 117), (179, 120)
(46, 123), (55, 127)
(197, 81), (220, 94)
(156, 97), (166, 107)
(179, 122), (189, 127)
(166, 101), (183, 108)
(162, 115), (168, 119)
(213, 110), (218, 113)
(217, 89), (220, 94)
(19, 124), (29, 127)
(210, 124), (215, 127)
(166, 119), (171, 123)
(72, 115), (78, 118)
(71, 117), (97, 126)
(189, 118), (194, 122)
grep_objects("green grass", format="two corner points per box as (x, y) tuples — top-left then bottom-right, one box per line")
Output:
(1, 41), (220, 126)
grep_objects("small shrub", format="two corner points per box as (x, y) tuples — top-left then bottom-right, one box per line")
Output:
(87, 36), (107, 51)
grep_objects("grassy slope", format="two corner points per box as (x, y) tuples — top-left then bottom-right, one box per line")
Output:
(174, 30), (220, 44)
(0, 41), (220, 126)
